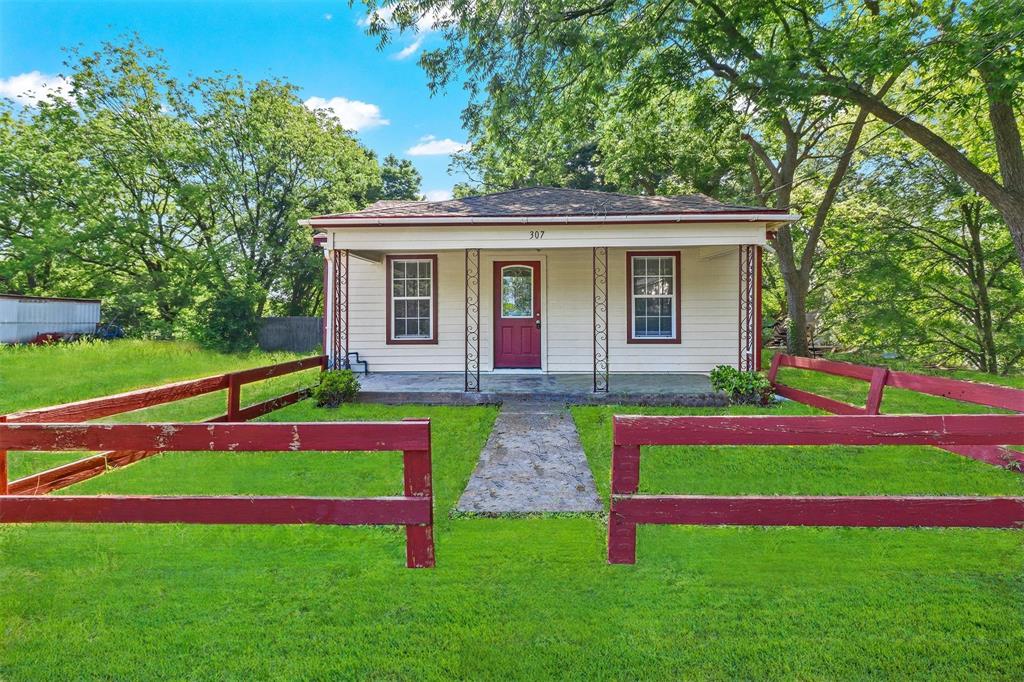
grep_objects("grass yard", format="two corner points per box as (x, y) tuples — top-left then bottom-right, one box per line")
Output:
(0, 340), (312, 479)
(1, 343), (1023, 679)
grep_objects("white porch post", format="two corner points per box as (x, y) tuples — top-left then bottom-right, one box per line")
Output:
(464, 248), (481, 392)
(593, 246), (609, 393)
(324, 248), (350, 369)
(738, 244), (761, 371)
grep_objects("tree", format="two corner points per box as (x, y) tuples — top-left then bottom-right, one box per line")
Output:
(375, 154), (423, 200)
(0, 102), (95, 297)
(0, 37), (381, 342)
(35, 39), (205, 333)
(823, 153), (1024, 372)
(367, 0), (886, 354)
(388, 0), (1024, 273)
(179, 73), (379, 321)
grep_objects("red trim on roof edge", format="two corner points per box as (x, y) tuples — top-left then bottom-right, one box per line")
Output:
(308, 217), (790, 230)
(310, 207), (792, 220)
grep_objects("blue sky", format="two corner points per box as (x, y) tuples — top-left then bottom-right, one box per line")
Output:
(0, 0), (470, 199)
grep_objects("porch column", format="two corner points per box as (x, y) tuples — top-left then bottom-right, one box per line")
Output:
(593, 246), (610, 393)
(738, 244), (761, 371)
(325, 248), (350, 369)
(464, 248), (481, 391)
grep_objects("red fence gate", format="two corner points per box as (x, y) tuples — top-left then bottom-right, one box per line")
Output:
(608, 414), (1024, 564)
(0, 420), (435, 568)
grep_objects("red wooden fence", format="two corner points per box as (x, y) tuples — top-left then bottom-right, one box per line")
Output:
(608, 413), (1024, 564)
(1, 355), (327, 495)
(0, 419), (435, 568)
(767, 353), (1024, 469)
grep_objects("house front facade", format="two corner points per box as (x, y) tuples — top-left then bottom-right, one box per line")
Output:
(303, 187), (798, 392)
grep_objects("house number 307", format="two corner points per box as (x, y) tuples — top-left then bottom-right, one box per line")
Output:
(529, 230), (545, 240)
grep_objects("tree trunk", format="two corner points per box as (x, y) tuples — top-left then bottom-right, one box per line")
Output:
(964, 207), (1000, 373)
(1001, 204), (1024, 277)
(772, 226), (811, 356)
(783, 267), (810, 355)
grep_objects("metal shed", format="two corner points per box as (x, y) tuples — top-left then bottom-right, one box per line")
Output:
(0, 294), (101, 344)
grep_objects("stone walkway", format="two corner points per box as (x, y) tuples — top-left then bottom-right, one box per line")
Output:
(456, 400), (602, 513)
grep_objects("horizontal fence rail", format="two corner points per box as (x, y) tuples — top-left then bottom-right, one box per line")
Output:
(1, 355), (327, 495)
(608, 414), (1024, 564)
(767, 353), (1024, 470)
(0, 419), (435, 568)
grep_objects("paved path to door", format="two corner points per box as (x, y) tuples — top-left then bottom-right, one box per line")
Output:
(456, 400), (603, 513)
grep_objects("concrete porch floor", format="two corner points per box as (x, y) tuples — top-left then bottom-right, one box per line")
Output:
(355, 372), (726, 406)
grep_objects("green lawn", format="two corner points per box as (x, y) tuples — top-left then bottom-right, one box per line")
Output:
(1, 344), (1023, 679)
(1, 340), (313, 479)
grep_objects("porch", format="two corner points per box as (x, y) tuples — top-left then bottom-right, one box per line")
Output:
(355, 371), (725, 406)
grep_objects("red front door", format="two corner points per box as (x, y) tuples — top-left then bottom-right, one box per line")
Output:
(493, 261), (541, 369)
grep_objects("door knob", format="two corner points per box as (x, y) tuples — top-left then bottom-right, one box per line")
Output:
(535, 317), (541, 329)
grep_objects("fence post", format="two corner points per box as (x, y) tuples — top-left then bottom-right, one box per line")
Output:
(0, 415), (7, 495)
(864, 367), (889, 415)
(608, 423), (640, 563)
(401, 418), (434, 568)
(227, 373), (241, 421)
(767, 353), (783, 384)
(611, 443), (641, 495)
(608, 509), (637, 564)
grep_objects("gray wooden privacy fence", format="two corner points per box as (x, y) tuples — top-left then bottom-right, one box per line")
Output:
(258, 317), (322, 353)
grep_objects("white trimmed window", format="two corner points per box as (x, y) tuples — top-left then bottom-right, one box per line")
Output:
(388, 257), (436, 342)
(628, 253), (679, 342)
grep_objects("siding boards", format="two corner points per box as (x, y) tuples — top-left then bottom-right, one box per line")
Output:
(328, 223), (767, 251)
(346, 247), (740, 373)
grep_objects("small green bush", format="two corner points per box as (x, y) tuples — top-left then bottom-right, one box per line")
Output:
(191, 288), (262, 352)
(709, 365), (774, 406)
(311, 369), (361, 407)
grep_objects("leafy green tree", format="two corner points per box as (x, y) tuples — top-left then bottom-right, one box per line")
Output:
(0, 102), (93, 297)
(596, 87), (749, 198)
(178, 73), (379, 320)
(375, 0), (1024, 272)
(375, 154), (423, 200)
(372, 2), (885, 354)
(824, 154), (1024, 372)
(0, 37), (381, 342)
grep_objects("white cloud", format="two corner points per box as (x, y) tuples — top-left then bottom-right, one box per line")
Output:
(359, 5), (452, 60)
(394, 35), (425, 60)
(304, 96), (389, 131)
(324, 13), (333, 21)
(405, 134), (469, 156)
(424, 188), (454, 202)
(0, 71), (74, 106)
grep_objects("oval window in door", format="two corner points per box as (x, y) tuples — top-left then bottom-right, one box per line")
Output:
(501, 265), (533, 318)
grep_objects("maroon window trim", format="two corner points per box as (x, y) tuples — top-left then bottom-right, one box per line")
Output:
(385, 254), (439, 345)
(626, 251), (682, 345)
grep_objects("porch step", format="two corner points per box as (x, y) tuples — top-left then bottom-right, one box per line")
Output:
(347, 351), (369, 375)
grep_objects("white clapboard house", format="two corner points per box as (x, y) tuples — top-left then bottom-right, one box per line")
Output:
(302, 187), (798, 392)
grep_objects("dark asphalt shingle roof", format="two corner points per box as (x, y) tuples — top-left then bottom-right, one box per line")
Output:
(314, 187), (783, 220)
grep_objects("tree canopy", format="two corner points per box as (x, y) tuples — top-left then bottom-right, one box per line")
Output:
(0, 38), (381, 347)
(364, 0), (1023, 370)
